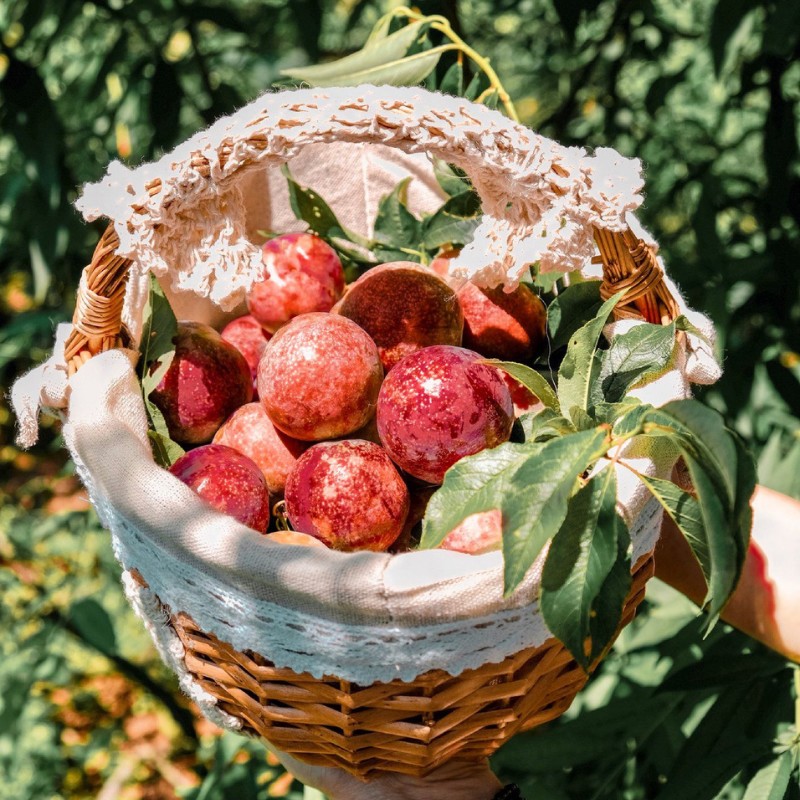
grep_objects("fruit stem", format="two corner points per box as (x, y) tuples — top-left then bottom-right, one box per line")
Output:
(379, 6), (520, 121)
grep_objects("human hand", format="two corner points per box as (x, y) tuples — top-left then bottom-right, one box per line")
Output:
(268, 747), (503, 800)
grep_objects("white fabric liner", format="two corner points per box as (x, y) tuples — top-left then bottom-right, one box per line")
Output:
(12, 86), (724, 699)
(62, 347), (664, 685)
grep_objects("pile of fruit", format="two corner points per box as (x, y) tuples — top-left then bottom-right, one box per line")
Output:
(147, 231), (549, 556)
(135, 165), (755, 670)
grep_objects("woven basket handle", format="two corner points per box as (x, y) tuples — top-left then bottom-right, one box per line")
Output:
(66, 86), (679, 374)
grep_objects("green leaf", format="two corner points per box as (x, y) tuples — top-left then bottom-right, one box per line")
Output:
(464, 69), (491, 101)
(636, 472), (711, 582)
(373, 178), (423, 256)
(656, 681), (774, 800)
(517, 408), (577, 443)
(503, 429), (610, 592)
(541, 468), (631, 669)
(283, 39), (445, 88)
(607, 399), (652, 437)
(568, 405), (596, 431)
(742, 751), (794, 800)
(485, 360), (560, 412)
(420, 427), (609, 596)
(557, 290), (625, 415)
(731, 432), (756, 566)
(638, 401), (755, 625)
(645, 400), (739, 508)
(590, 519), (632, 662)
(281, 20), (431, 84)
(547, 280), (603, 351)
(659, 740), (769, 800)
(282, 164), (350, 241)
(420, 442), (535, 550)
(431, 157), (472, 198)
(660, 653), (786, 693)
(421, 190), (481, 251)
(592, 319), (679, 405)
(438, 59), (464, 96)
(483, 90), (500, 109)
(147, 425), (185, 469)
(69, 598), (117, 656)
(138, 274), (178, 384)
(683, 453), (737, 626)
(364, 10), (395, 46)
(138, 277), (184, 468)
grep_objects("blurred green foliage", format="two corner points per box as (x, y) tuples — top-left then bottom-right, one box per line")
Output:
(1, 0), (799, 797)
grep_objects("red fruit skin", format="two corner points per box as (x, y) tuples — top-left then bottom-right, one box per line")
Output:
(376, 345), (514, 485)
(220, 315), (271, 394)
(247, 233), (344, 333)
(429, 248), (462, 289)
(458, 282), (547, 362)
(213, 403), (307, 496)
(335, 262), (464, 371)
(149, 322), (253, 445)
(285, 440), (409, 552)
(257, 313), (383, 441)
(439, 510), (502, 554)
(501, 371), (542, 417)
(169, 444), (270, 533)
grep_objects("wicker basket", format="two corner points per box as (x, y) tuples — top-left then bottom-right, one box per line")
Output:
(62, 87), (680, 779)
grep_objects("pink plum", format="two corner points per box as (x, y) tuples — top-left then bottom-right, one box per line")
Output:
(213, 402), (307, 496)
(169, 444), (270, 533)
(376, 345), (514, 484)
(220, 314), (271, 394)
(247, 233), (344, 333)
(285, 440), (409, 552)
(257, 313), (383, 441)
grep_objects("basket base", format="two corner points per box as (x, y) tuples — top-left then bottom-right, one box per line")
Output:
(157, 554), (653, 779)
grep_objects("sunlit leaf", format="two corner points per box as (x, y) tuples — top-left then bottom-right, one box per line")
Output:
(557, 291), (624, 415)
(547, 280), (603, 352)
(541, 468), (631, 669)
(488, 360), (560, 411)
(281, 21), (442, 87)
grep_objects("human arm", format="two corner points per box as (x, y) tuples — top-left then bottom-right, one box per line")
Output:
(654, 484), (800, 662)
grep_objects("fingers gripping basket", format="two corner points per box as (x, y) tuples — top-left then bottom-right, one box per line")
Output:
(17, 86), (720, 779)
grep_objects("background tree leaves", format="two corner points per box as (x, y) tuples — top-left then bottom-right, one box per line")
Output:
(2, 1), (798, 797)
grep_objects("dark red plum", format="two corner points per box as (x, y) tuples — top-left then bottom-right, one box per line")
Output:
(285, 440), (409, 551)
(376, 345), (514, 484)
(335, 262), (463, 371)
(169, 444), (270, 533)
(149, 322), (253, 445)
(458, 282), (547, 362)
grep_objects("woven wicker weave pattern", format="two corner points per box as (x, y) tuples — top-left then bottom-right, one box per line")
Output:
(59, 88), (677, 779)
(165, 554), (653, 779)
